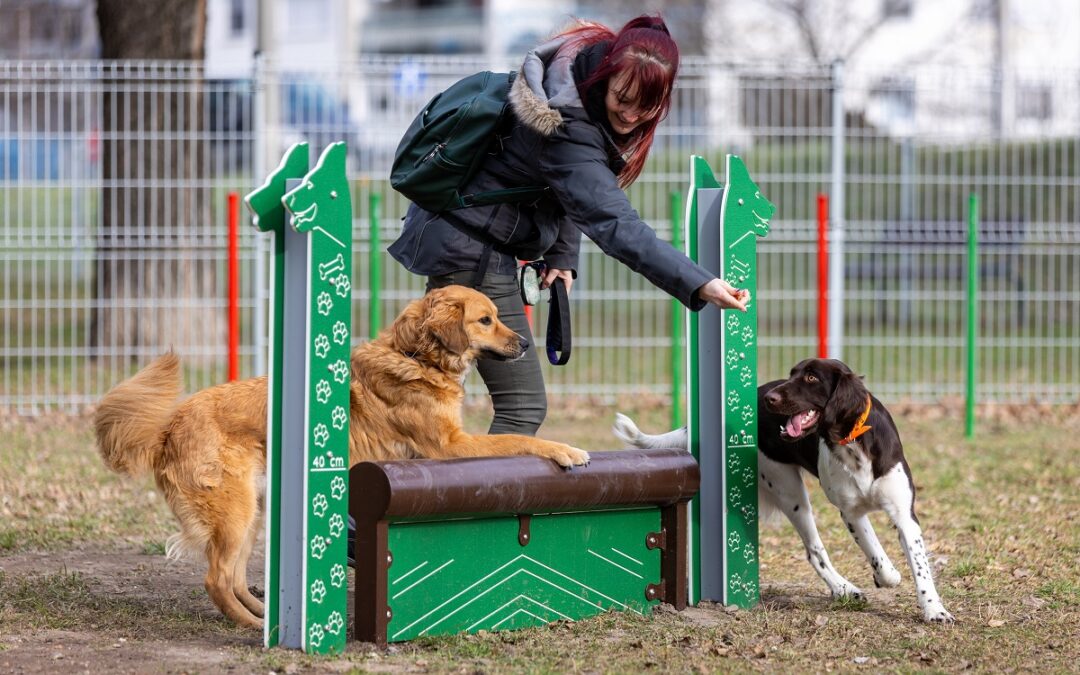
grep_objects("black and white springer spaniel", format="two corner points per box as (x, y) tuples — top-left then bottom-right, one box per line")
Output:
(613, 358), (954, 623)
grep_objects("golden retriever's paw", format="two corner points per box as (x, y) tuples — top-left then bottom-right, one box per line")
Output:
(551, 445), (590, 469)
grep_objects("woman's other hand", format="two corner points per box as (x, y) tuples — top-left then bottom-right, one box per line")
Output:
(697, 278), (749, 312)
(541, 267), (574, 294)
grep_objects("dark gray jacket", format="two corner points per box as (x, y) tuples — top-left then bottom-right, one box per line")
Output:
(388, 35), (714, 310)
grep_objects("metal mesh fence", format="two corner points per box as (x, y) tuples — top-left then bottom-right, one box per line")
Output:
(1, 57), (1077, 412)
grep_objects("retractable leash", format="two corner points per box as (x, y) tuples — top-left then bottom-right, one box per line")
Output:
(519, 262), (571, 365)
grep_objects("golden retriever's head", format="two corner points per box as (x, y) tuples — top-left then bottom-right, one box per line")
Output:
(389, 285), (528, 370)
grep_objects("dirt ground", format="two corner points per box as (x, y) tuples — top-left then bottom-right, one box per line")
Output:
(0, 545), (939, 675)
(0, 548), (267, 674)
(3, 406), (1079, 673)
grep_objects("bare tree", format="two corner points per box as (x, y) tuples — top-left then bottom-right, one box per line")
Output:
(760, 0), (894, 64)
(91, 0), (219, 364)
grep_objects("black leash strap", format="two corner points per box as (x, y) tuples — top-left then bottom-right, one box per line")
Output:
(545, 278), (571, 366)
(471, 244), (493, 289)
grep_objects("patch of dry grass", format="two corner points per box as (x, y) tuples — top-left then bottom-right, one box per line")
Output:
(1, 401), (1079, 672)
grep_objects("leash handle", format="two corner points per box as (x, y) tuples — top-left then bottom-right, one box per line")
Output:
(545, 278), (571, 366)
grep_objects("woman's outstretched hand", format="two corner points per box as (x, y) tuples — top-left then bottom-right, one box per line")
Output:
(698, 278), (750, 312)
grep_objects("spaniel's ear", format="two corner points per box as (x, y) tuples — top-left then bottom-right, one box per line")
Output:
(823, 369), (870, 436)
(425, 296), (469, 355)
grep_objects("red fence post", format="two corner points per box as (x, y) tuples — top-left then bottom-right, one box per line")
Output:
(817, 193), (829, 359)
(228, 191), (240, 381)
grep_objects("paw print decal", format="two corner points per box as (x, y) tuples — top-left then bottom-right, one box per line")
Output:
(311, 578), (327, 604)
(314, 333), (331, 359)
(332, 320), (348, 345)
(740, 404), (754, 424)
(739, 365), (753, 387)
(741, 466), (755, 485)
(332, 274), (351, 298)
(726, 312), (740, 332)
(312, 493), (329, 518)
(329, 359), (348, 384)
(726, 389), (740, 409)
(325, 611), (345, 636)
(330, 564), (346, 588)
(315, 379), (332, 404)
(308, 623), (325, 649)
(331, 405), (347, 430)
(330, 476), (346, 500)
(310, 534), (328, 560)
(313, 423), (330, 448)
(317, 291), (333, 316)
(328, 512), (345, 539)
(725, 349), (740, 367)
(741, 501), (757, 523)
(740, 325), (754, 344)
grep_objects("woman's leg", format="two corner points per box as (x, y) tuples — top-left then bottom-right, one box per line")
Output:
(427, 272), (547, 435)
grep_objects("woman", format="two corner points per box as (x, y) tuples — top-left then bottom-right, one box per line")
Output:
(388, 14), (749, 436)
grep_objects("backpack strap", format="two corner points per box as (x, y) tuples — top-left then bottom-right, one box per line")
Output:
(455, 186), (549, 209)
(545, 278), (571, 366)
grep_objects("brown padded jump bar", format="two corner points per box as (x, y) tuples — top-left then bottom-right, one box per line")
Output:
(349, 448), (700, 521)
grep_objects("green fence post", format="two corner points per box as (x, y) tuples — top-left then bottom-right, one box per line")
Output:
(966, 193), (978, 439)
(670, 190), (684, 431)
(369, 192), (382, 340)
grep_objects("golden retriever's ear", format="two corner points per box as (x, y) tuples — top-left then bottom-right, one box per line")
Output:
(823, 370), (870, 436)
(425, 297), (469, 355)
(391, 299), (426, 353)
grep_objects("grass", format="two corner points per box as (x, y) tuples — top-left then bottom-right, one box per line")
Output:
(1, 402), (1079, 672)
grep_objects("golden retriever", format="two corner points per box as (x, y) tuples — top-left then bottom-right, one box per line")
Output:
(95, 285), (589, 628)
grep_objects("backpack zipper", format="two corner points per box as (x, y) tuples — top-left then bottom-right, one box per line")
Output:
(420, 142), (445, 164)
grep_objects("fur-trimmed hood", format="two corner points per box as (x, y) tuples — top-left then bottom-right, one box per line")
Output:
(509, 35), (585, 136)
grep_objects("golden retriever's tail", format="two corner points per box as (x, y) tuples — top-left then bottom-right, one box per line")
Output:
(94, 353), (183, 476)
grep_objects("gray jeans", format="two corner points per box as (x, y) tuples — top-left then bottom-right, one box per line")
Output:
(426, 270), (546, 436)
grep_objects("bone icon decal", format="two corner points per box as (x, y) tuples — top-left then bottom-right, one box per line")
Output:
(319, 253), (345, 281)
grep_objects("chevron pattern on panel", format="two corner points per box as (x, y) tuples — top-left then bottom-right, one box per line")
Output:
(390, 553), (644, 641)
(385, 509), (661, 642)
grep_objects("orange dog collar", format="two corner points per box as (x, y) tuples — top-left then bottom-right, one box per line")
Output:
(838, 396), (873, 445)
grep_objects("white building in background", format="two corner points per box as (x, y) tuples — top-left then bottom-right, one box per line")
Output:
(704, 0), (1080, 141)
(205, 0), (366, 79)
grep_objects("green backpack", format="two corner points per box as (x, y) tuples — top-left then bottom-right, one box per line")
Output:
(390, 71), (548, 214)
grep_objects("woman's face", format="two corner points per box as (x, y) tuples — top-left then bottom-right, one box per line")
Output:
(604, 70), (659, 135)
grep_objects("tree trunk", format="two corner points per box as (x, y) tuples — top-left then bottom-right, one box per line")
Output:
(91, 0), (219, 366)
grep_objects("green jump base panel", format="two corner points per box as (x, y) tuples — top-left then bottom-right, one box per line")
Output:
(350, 448), (698, 646)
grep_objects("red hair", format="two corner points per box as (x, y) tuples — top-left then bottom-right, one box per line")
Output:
(557, 15), (679, 187)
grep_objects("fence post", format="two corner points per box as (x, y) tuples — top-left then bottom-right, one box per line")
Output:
(253, 54), (269, 377)
(369, 192), (382, 340)
(228, 192), (241, 380)
(670, 189), (684, 430)
(966, 193), (979, 438)
(828, 59), (846, 360)
(816, 193), (829, 359)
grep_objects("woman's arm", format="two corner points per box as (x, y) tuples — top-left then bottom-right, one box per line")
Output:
(536, 120), (715, 309)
